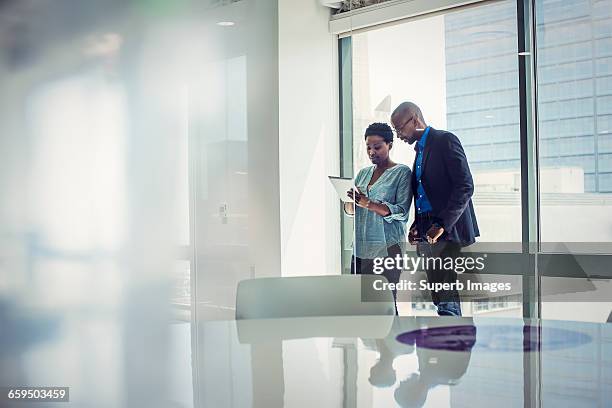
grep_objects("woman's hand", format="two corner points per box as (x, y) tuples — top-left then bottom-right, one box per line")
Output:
(347, 188), (370, 208)
(346, 188), (391, 216)
(343, 201), (355, 216)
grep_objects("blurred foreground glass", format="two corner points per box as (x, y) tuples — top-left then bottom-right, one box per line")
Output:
(0, 0), (277, 406)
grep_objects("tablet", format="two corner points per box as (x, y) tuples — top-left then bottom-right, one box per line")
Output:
(328, 176), (357, 203)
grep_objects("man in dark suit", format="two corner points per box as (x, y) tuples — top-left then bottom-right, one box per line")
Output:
(391, 102), (479, 316)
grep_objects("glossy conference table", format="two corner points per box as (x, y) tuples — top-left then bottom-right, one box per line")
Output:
(5, 308), (611, 407)
(193, 315), (612, 408)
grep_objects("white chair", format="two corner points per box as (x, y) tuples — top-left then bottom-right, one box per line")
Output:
(235, 274), (395, 320)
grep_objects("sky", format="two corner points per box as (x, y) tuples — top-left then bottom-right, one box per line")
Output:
(353, 14), (448, 169)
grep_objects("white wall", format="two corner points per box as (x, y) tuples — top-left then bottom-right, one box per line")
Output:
(192, 0), (283, 320)
(278, 0), (341, 277)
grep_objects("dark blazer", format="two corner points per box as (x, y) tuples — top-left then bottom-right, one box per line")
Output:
(411, 127), (479, 246)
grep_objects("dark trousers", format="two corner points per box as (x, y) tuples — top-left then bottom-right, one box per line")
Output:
(415, 214), (462, 316)
(353, 244), (402, 315)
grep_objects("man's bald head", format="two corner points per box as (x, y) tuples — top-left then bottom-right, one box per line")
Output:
(391, 102), (425, 124)
(391, 102), (427, 145)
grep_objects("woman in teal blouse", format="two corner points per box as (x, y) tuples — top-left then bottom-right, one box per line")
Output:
(345, 123), (412, 313)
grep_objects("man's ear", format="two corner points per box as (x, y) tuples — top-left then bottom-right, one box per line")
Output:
(389, 141), (393, 150)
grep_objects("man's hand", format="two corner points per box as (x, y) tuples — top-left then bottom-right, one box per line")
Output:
(408, 226), (419, 245)
(426, 224), (444, 244)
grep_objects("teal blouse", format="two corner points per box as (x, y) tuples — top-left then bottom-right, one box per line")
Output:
(353, 164), (412, 259)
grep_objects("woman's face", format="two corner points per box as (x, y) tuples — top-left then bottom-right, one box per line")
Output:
(366, 135), (391, 165)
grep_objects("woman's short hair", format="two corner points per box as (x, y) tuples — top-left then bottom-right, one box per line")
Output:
(364, 122), (393, 143)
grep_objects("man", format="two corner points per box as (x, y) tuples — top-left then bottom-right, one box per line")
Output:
(391, 102), (479, 316)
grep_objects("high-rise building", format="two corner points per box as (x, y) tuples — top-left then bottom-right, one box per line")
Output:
(445, 0), (612, 193)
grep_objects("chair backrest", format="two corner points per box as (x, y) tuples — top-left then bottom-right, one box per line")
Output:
(235, 274), (395, 320)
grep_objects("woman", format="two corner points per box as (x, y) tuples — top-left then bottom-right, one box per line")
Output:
(345, 122), (412, 314)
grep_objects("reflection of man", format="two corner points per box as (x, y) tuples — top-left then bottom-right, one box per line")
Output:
(366, 317), (416, 387)
(393, 321), (476, 408)
(363, 316), (476, 408)
(391, 102), (479, 316)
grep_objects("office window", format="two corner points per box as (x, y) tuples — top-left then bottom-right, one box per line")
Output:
(339, 0), (612, 323)
(536, 0), (612, 242)
(596, 37), (612, 57)
(539, 79), (594, 102)
(598, 114), (612, 133)
(340, 0), (524, 317)
(348, 0), (521, 245)
(600, 172), (612, 190)
(539, 60), (593, 84)
(536, 0), (612, 324)
(596, 57), (612, 75)
(601, 134), (612, 152)
(539, 42), (593, 65)
(596, 76), (612, 95)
